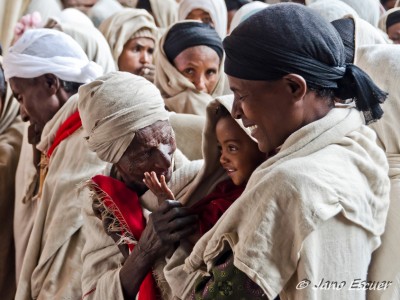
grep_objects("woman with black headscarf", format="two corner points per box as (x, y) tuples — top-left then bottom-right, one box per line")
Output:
(163, 4), (391, 300)
(155, 21), (225, 116)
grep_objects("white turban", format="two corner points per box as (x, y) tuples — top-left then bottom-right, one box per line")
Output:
(178, 0), (227, 39)
(78, 71), (170, 163)
(3, 28), (103, 83)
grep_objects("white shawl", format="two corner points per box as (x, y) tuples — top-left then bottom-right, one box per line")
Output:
(355, 44), (400, 299)
(48, 8), (116, 74)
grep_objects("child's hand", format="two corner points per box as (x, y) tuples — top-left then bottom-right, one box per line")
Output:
(143, 171), (175, 205)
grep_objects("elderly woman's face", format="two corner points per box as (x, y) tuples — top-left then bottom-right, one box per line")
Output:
(173, 45), (220, 94)
(229, 75), (303, 154)
(118, 37), (155, 75)
(186, 9), (214, 27)
(115, 120), (176, 194)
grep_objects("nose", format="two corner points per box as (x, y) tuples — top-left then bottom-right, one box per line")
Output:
(231, 97), (243, 119)
(140, 50), (151, 64)
(193, 74), (207, 93)
(19, 104), (30, 122)
(219, 150), (229, 165)
(154, 144), (172, 170)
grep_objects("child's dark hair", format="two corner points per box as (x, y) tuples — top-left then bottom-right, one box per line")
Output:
(215, 104), (231, 119)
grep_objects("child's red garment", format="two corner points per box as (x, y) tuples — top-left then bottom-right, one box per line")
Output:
(191, 179), (245, 235)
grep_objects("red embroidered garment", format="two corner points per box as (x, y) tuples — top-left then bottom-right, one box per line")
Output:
(47, 110), (82, 158)
(191, 179), (245, 236)
(91, 175), (159, 300)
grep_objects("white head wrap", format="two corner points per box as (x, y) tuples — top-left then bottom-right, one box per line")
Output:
(178, 0), (228, 39)
(306, 0), (381, 27)
(3, 28), (103, 83)
(229, 2), (269, 34)
(99, 8), (158, 69)
(149, 0), (178, 30)
(78, 71), (170, 163)
(307, 0), (359, 22)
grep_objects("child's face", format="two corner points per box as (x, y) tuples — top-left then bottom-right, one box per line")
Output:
(216, 116), (265, 186)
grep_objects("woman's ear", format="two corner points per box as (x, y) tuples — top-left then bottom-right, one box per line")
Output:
(283, 74), (307, 102)
(43, 73), (60, 95)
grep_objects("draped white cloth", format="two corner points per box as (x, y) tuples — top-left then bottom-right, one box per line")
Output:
(355, 44), (400, 299)
(49, 8), (116, 74)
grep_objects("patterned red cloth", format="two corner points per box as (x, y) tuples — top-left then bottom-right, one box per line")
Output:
(91, 175), (159, 300)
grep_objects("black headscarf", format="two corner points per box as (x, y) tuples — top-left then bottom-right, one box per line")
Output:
(224, 3), (387, 124)
(164, 22), (224, 64)
(386, 10), (400, 30)
(331, 18), (355, 65)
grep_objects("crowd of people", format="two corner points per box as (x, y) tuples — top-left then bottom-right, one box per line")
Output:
(0, 0), (399, 299)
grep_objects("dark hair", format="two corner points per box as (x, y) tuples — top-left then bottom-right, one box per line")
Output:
(307, 85), (335, 106)
(60, 80), (83, 94)
(215, 104), (231, 119)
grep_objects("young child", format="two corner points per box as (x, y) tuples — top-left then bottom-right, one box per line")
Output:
(144, 96), (266, 235)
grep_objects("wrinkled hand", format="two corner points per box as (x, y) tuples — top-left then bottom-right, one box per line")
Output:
(139, 64), (156, 83)
(136, 200), (198, 260)
(143, 171), (175, 205)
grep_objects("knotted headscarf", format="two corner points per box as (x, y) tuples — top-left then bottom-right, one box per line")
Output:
(3, 28), (103, 83)
(78, 71), (170, 163)
(224, 3), (387, 124)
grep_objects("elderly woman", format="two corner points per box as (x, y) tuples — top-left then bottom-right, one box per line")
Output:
(99, 8), (158, 81)
(79, 71), (202, 299)
(163, 4), (390, 299)
(155, 21), (225, 116)
(379, 7), (400, 44)
(178, 0), (228, 39)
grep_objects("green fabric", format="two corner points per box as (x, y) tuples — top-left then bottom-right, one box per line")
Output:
(191, 251), (267, 300)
